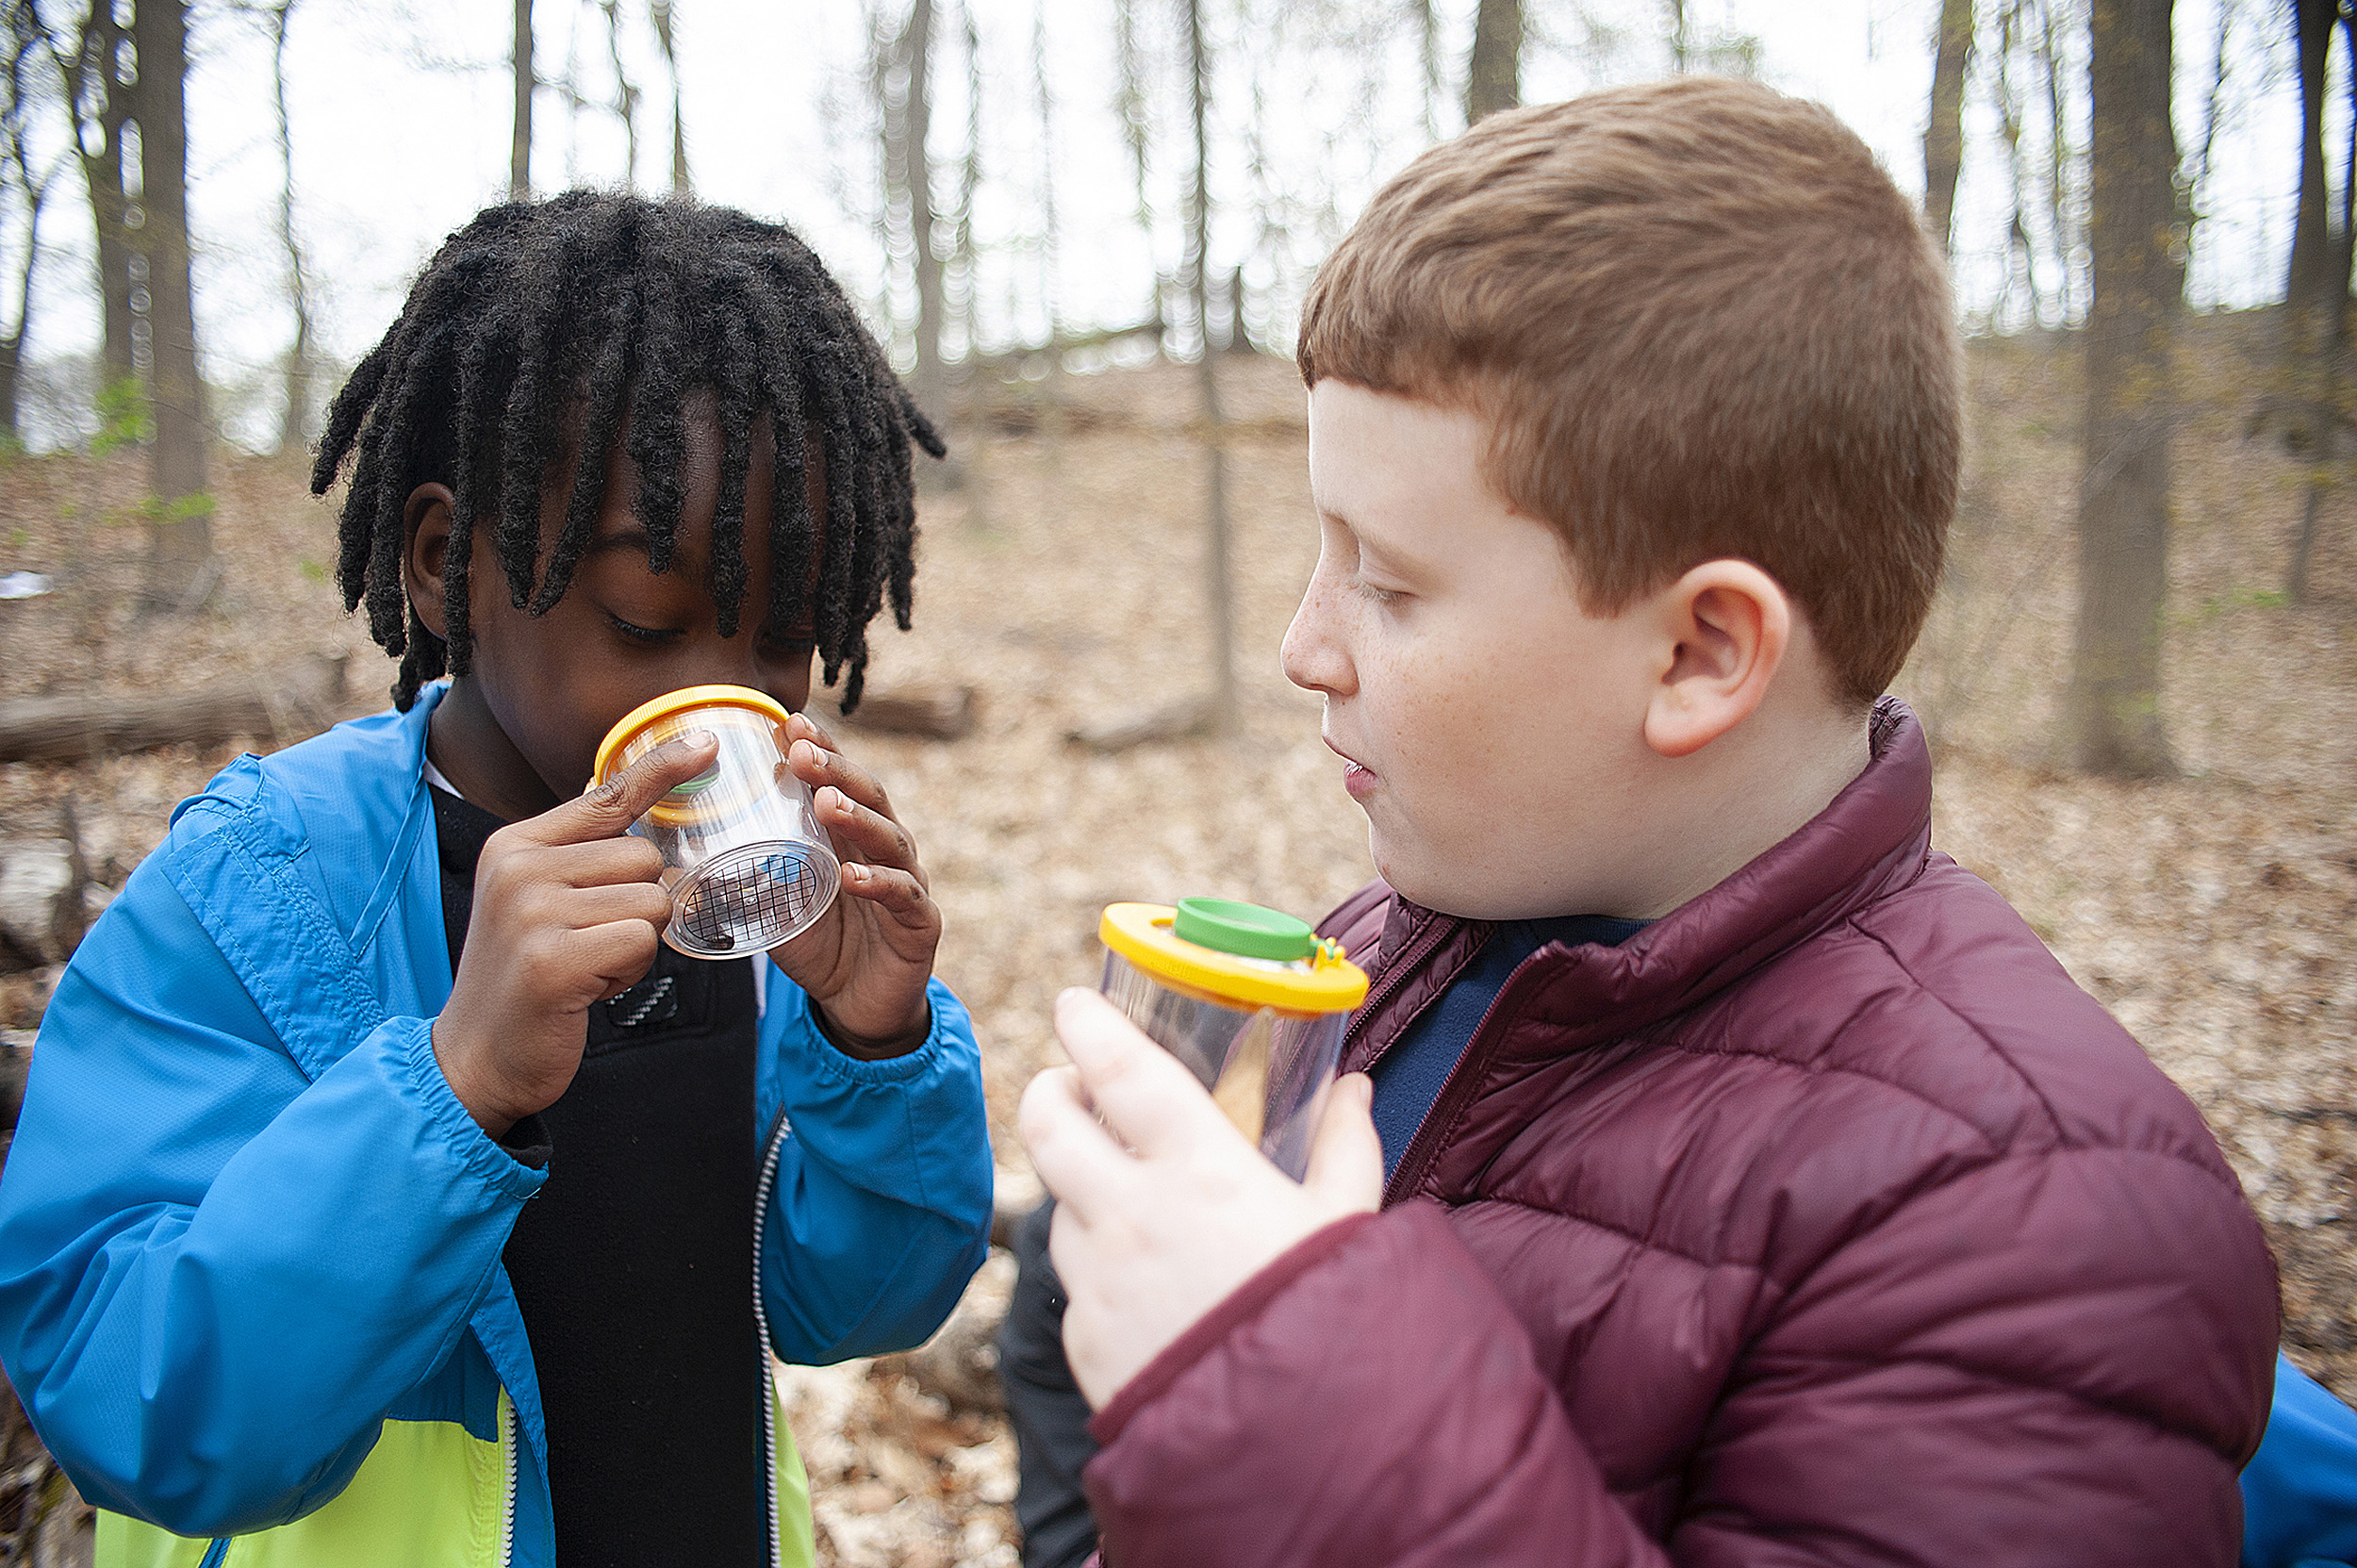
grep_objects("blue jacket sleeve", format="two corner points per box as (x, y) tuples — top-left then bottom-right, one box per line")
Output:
(0, 857), (544, 1537)
(2241, 1353), (2357, 1568)
(755, 973), (992, 1364)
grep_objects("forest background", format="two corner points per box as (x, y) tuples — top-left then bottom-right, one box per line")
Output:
(0, 0), (2351, 1564)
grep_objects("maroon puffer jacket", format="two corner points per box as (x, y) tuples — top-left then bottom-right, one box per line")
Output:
(1080, 700), (2279, 1567)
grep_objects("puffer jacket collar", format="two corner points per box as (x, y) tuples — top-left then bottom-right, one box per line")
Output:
(1331, 697), (1935, 1198)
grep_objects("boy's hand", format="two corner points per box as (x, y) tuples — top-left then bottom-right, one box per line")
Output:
(769, 712), (943, 1059)
(1021, 988), (1384, 1410)
(433, 734), (718, 1138)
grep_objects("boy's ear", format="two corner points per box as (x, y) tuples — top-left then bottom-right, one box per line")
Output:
(1640, 559), (1791, 760)
(403, 484), (458, 640)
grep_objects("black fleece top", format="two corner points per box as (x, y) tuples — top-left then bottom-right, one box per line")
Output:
(431, 783), (770, 1567)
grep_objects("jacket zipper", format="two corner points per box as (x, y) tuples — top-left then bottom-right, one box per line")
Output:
(1341, 910), (1461, 1071)
(749, 1110), (792, 1568)
(499, 1393), (518, 1568)
(1382, 947), (1552, 1206)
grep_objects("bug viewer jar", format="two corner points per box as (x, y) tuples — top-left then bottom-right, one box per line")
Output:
(593, 685), (841, 959)
(1097, 899), (1370, 1180)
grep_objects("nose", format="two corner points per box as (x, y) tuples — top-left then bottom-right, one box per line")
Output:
(1280, 564), (1353, 700)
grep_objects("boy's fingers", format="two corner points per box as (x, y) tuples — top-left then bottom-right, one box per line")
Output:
(1301, 1073), (1385, 1212)
(1019, 1064), (1138, 1223)
(521, 734), (718, 847)
(791, 736), (897, 821)
(839, 862), (937, 926)
(783, 711), (838, 753)
(561, 880), (676, 933)
(561, 918), (663, 999)
(1053, 988), (1246, 1162)
(818, 786), (926, 883)
(547, 835), (668, 889)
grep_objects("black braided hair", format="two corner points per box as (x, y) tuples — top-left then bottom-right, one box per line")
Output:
(313, 191), (945, 711)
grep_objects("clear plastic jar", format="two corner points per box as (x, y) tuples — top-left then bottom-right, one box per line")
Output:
(593, 685), (840, 959)
(1098, 899), (1369, 1180)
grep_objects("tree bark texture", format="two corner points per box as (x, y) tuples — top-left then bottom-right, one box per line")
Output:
(511, 0), (534, 199)
(58, 4), (135, 388)
(2286, 0), (2338, 338)
(901, 0), (947, 435)
(1185, 0), (1236, 734)
(1, 7), (48, 439)
(131, 0), (211, 597)
(651, 0), (688, 193)
(269, 0), (313, 456)
(1464, 0), (1522, 124)
(2069, 0), (2178, 777)
(1922, 0), (1974, 257)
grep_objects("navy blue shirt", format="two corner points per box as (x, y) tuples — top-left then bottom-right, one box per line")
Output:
(1368, 915), (1648, 1180)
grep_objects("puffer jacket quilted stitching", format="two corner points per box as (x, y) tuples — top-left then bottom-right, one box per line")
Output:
(1080, 699), (2280, 1568)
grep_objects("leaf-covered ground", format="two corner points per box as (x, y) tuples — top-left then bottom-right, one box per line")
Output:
(0, 318), (2349, 1563)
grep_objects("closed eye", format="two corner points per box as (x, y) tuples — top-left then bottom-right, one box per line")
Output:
(606, 613), (682, 645)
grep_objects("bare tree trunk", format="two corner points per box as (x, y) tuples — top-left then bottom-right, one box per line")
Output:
(598, 0), (640, 183)
(1185, 0), (1236, 734)
(1923, 0), (1974, 256)
(1464, 0), (1521, 123)
(0, 182), (41, 441)
(2068, 0), (2177, 777)
(1, 5), (55, 442)
(2286, 0), (2337, 340)
(511, 0), (534, 200)
(132, 0), (211, 607)
(1414, 0), (1440, 140)
(2036, 0), (2077, 320)
(902, 0), (946, 435)
(951, 0), (984, 518)
(268, 0), (314, 456)
(56, 4), (135, 389)
(1666, 0), (1689, 72)
(651, 0), (688, 194)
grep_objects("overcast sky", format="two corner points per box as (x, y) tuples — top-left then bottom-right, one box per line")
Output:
(2, 0), (2304, 451)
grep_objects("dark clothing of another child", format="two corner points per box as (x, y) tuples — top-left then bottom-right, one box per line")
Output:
(432, 784), (770, 1566)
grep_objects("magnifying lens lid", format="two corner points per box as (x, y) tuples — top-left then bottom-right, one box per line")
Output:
(1099, 900), (1369, 1015)
(593, 684), (795, 784)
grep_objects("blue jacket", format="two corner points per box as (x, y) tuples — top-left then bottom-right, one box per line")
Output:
(0, 687), (993, 1566)
(2244, 1354), (2357, 1568)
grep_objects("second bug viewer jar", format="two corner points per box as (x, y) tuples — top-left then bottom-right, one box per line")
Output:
(593, 685), (841, 959)
(1098, 899), (1370, 1180)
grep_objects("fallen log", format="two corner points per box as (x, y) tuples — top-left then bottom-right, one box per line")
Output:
(0, 652), (348, 764)
(834, 684), (978, 742)
(1065, 691), (1219, 754)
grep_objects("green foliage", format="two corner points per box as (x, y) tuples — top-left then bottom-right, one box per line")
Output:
(90, 377), (153, 457)
(2188, 586), (2293, 622)
(7, 527), (25, 552)
(297, 557), (326, 584)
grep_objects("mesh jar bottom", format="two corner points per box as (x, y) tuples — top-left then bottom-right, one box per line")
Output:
(665, 839), (840, 958)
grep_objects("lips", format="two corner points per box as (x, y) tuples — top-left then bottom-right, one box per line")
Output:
(1324, 735), (1380, 799)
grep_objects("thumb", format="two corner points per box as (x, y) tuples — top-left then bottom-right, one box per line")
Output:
(518, 733), (720, 847)
(1301, 1072), (1384, 1213)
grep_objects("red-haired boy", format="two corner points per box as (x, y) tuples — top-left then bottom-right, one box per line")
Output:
(1016, 79), (2279, 1567)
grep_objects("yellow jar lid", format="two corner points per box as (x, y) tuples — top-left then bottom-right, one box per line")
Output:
(593, 684), (795, 785)
(1099, 902), (1369, 1015)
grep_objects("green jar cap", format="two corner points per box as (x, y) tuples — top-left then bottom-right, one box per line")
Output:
(1173, 896), (1316, 962)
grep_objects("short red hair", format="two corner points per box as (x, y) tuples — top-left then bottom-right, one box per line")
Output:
(1297, 78), (1961, 709)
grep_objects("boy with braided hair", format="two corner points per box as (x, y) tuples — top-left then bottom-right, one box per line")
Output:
(0, 192), (992, 1568)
